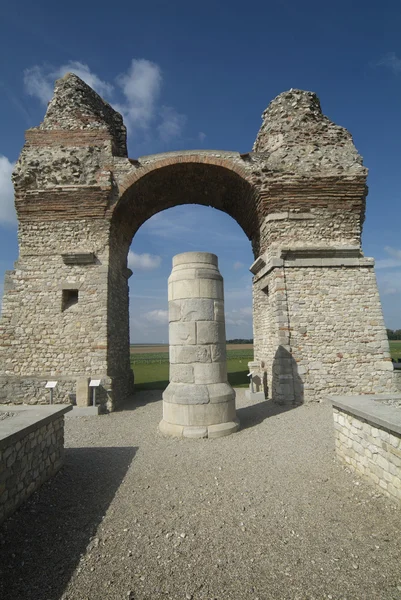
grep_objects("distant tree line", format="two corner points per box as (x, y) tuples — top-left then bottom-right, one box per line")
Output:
(387, 329), (401, 340)
(226, 338), (254, 344)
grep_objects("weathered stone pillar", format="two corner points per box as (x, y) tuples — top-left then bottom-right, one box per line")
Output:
(159, 252), (239, 439)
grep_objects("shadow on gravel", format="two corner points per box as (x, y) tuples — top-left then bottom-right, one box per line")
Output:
(0, 446), (137, 600)
(121, 390), (163, 410)
(237, 398), (298, 430)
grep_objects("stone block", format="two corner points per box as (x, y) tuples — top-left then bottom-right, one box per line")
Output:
(162, 398), (236, 426)
(162, 382), (209, 405)
(214, 301), (225, 322)
(168, 300), (182, 322)
(170, 345), (211, 364)
(208, 419), (240, 438)
(173, 252), (217, 267)
(66, 405), (101, 417)
(194, 362), (227, 384)
(183, 426), (208, 439)
(76, 377), (90, 407)
(207, 382), (235, 404)
(196, 322), (225, 345)
(172, 280), (200, 300)
(211, 343), (226, 362)
(181, 298), (214, 322)
(169, 364), (194, 383)
(199, 279), (223, 299)
(169, 322), (196, 346)
(158, 420), (184, 438)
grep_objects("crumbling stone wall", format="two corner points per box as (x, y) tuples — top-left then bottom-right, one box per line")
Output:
(0, 75), (396, 409)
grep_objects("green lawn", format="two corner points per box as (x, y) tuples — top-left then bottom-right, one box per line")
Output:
(131, 349), (253, 391)
(390, 340), (401, 361)
(132, 342), (401, 391)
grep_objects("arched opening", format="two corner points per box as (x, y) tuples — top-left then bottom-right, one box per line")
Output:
(127, 204), (254, 391)
(108, 158), (260, 401)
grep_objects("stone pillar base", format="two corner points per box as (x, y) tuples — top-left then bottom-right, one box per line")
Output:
(159, 418), (240, 439)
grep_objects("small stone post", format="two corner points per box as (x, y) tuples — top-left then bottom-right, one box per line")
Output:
(75, 377), (90, 407)
(159, 252), (239, 439)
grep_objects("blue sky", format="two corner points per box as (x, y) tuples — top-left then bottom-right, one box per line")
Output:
(0, 0), (400, 342)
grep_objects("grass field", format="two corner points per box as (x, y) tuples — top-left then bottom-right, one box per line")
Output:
(130, 341), (401, 391)
(131, 344), (253, 390)
(390, 340), (401, 361)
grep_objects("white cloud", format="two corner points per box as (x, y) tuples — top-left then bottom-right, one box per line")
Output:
(385, 246), (401, 260)
(115, 59), (161, 131)
(198, 132), (207, 142)
(24, 61), (113, 105)
(0, 156), (16, 226)
(23, 58), (187, 145)
(376, 52), (401, 75)
(143, 309), (168, 324)
(158, 106), (187, 143)
(375, 246), (401, 270)
(233, 261), (244, 270)
(225, 306), (253, 326)
(128, 251), (161, 270)
(24, 65), (54, 104)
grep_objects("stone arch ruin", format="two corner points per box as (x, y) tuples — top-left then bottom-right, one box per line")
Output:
(0, 74), (396, 409)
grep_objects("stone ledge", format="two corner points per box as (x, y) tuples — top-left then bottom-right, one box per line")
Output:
(265, 211), (315, 222)
(252, 246), (374, 282)
(0, 405), (72, 449)
(61, 252), (96, 265)
(328, 394), (401, 435)
(66, 405), (101, 417)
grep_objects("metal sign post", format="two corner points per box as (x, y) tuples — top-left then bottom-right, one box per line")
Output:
(247, 372), (255, 394)
(89, 380), (101, 406)
(45, 381), (58, 404)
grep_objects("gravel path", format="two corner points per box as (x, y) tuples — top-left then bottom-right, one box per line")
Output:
(1, 390), (401, 600)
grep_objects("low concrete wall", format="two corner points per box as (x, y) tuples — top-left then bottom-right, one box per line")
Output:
(0, 404), (72, 524)
(329, 394), (401, 505)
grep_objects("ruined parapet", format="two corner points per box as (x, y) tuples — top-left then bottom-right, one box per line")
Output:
(159, 252), (239, 439)
(12, 73), (127, 217)
(253, 88), (365, 175)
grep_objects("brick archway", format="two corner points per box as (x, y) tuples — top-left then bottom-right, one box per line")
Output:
(106, 154), (260, 403)
(112, 152), (260, 253)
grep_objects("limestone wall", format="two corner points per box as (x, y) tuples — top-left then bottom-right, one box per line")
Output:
(332, 399), (401, 505)
(0, 219), (110, 378)
(0, 405), (71, 523)
(252, 250), (395, 404)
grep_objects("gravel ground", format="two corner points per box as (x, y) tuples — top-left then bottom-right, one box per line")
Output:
(1, 390), (401, 600)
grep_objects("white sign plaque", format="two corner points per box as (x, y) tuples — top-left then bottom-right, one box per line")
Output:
(89, 380), (101, 387)
(45, 381), (58, 389)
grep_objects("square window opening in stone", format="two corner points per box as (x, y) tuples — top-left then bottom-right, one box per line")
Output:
(62, 289), (79, 311)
